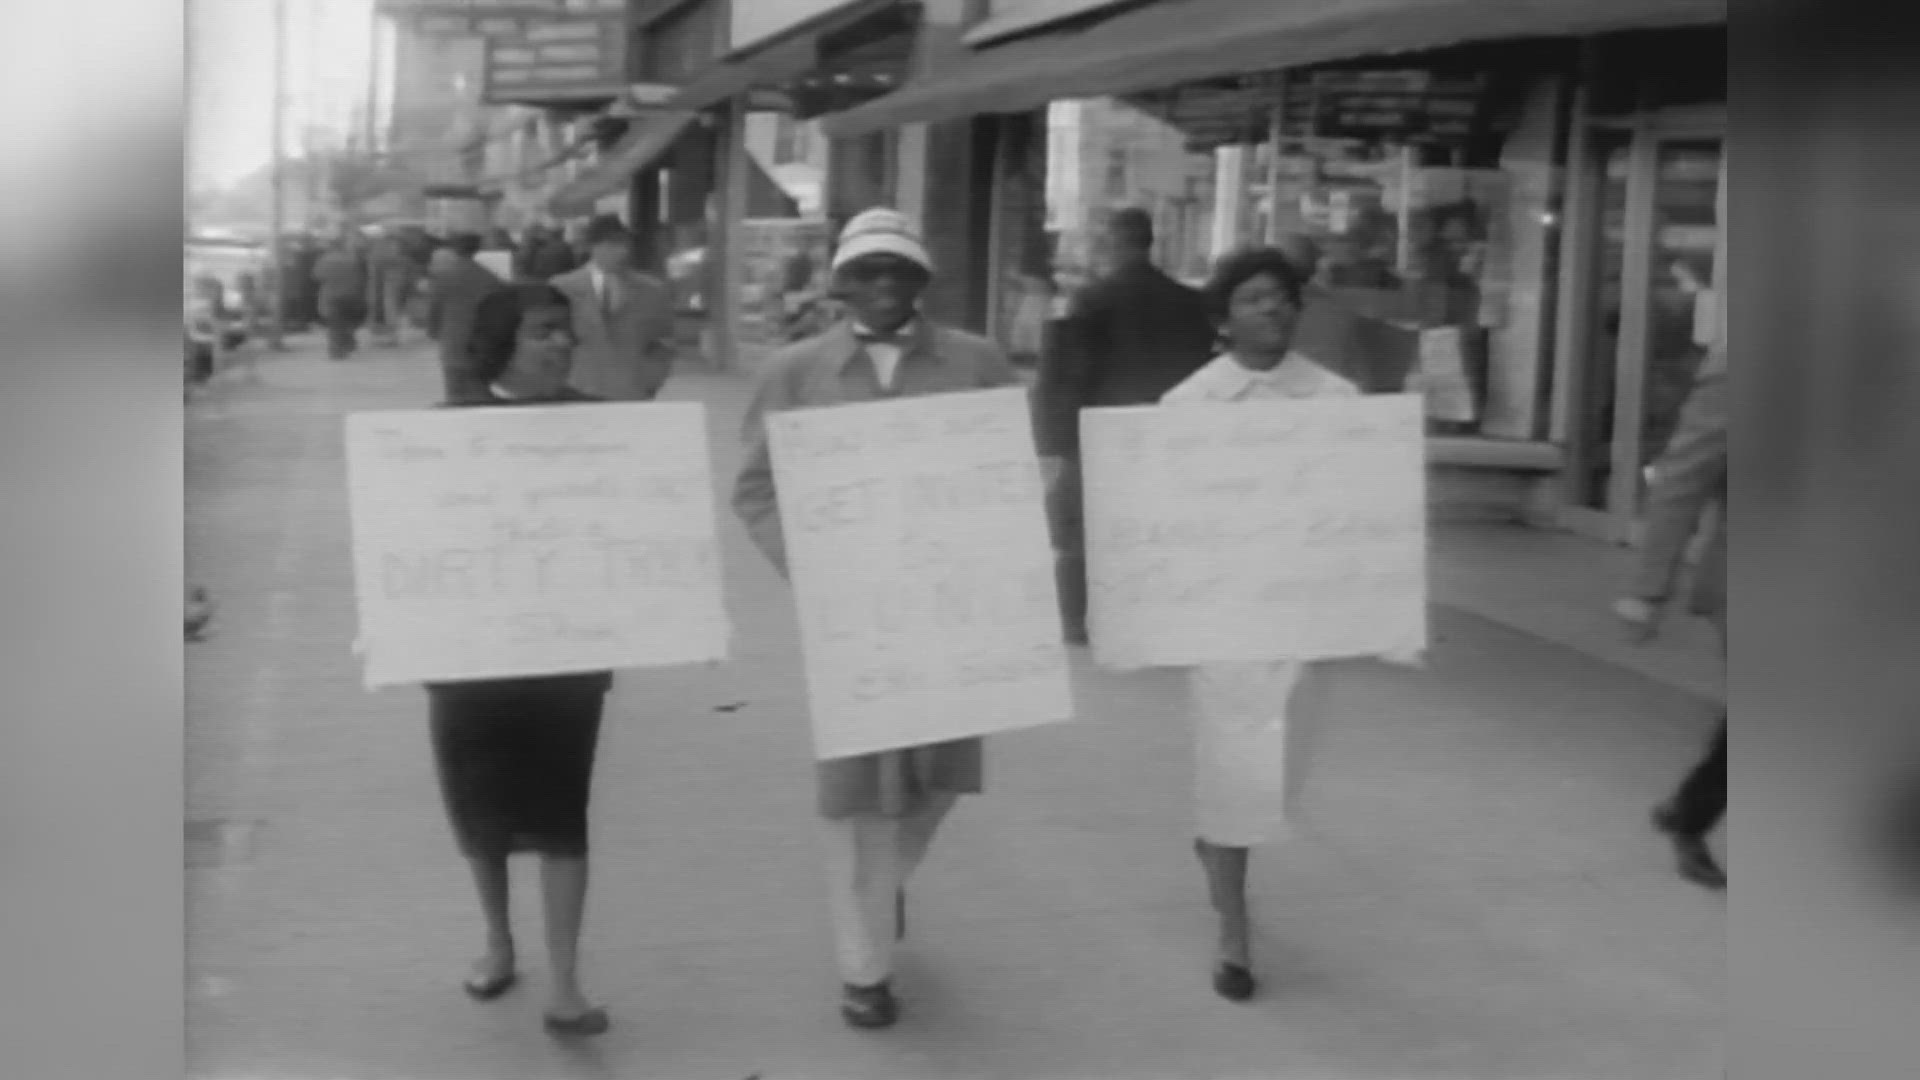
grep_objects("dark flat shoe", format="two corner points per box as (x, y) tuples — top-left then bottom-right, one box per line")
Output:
(461, 971), (518, 1001)
(1212, 963), (1257, 1002)
(1653, 806), (1725, 891)
(543, 1006), (610, 1038)
(841, 980), (899, 1029)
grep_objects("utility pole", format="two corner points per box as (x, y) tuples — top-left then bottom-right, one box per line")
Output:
(266, 0), (287, 351)
(364, 6), (382, 155)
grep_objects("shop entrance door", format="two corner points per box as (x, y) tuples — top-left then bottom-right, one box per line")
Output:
(1560, 106), (1723, 545)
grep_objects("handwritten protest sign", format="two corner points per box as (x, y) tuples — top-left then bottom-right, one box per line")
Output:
(344, 403), (729, 688)
(767, 388), (1072, 760)
(1082, 394), (1427, 670)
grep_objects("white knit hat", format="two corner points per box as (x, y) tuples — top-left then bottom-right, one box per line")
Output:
(831, 207), (932, 274)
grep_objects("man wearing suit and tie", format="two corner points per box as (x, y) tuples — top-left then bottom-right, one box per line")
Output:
(552, 215), (677, 401)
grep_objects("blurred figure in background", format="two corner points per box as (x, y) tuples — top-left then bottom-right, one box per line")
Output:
(313, 234), (369, 360)
(1616, 346), (1727, 892)
(278, 232), (320, 331)
(551, 216), (676, 401)
(428, 233), (507, 399)
(367, 227), (415, 347)
(520, 224), (583, 281)
(1032, 207), (1216, 643)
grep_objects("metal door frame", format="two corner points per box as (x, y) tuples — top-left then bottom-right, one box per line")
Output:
(1557, 105), (1724, 544)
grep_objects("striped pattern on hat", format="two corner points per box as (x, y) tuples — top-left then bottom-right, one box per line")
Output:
(831, 207), (932, 274)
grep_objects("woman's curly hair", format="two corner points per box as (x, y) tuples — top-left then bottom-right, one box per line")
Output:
(1201, 247), (1306, 326)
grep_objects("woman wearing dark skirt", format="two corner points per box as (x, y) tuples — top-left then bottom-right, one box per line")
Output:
(428, 282), (612, 1036)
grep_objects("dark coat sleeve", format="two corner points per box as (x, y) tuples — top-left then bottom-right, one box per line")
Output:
(1031, 282), (1106, 457)
(731, 355), (804, 577)
(1630, 374), (1727, 603)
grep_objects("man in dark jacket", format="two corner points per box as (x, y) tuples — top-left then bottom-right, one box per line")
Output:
(313, 234), (369, 359)
(521, 224), (582, 281)
(1032, 207), (1217, 642)
(427, 233), (505, 399)
(1616, 348), (1727, 891)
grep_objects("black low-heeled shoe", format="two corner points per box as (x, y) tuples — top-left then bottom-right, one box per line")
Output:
(543, 1006), (610, 1038)
(841, 980), (900, 1029)
(1653, 805), (1726, 892)
(1213, 963), (1257, 1002)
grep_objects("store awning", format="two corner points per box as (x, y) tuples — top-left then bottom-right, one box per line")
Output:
(546, 111), (697, 218)
(821, 0), (1728, 138)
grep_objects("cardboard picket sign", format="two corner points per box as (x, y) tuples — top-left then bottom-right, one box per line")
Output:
(767, 388), (1073, 760)
(1082, 394), (1428, 670)
(344, 402), (730, 688)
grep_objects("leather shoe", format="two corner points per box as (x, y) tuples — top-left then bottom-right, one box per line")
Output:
(841, 980), (900, 1029)
(1212, 963), (1257, 1002)
(1653, 805), (1726, 891)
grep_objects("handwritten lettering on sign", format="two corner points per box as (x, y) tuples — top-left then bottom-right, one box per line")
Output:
(767, 388), (1072, 760)
(1082, 395), (1427, 670)
(344, 403), (730, 688)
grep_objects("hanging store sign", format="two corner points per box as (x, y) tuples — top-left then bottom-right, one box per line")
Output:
(1128, 67), (1505, 152)
(1125, 73), (1298, 152)
(1307, 69), (1498, 145)
(483, 14), (629, 104)
(387, 0), (627, 38)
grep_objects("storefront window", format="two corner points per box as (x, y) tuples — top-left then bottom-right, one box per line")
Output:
(1042, 98), (1216, 292)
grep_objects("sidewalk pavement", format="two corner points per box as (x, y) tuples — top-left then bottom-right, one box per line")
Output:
(186, 340), (1723, 1080)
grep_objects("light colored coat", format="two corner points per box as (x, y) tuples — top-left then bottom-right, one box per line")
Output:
(733, 318), (1025, 819)
(551, 264), (676, 401)
(1163, 352), (1360, 847)
(1631, 362), (1727, 630)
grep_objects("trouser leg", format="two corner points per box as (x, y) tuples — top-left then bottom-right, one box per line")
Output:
(820, 812), (898, 987)
(1045, 456), (1088, 639)
(1666, 718), (1726, 838)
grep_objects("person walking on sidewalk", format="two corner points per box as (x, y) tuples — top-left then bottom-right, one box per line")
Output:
(1616, 347), (1727, 892)
(1033, 207), (1215, 643)
(313, 234), (369, 360)
(1161, 248), (1389, 1003)
(428, 234), (505, 400)
(732, 208), (1027, 1030)
(552, 216), (677, 402)
(366, 227), (415, 348)
(422, 282), (613, 1038)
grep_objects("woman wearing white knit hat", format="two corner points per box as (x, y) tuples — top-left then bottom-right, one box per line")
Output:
(733, 208), (1028, 1029)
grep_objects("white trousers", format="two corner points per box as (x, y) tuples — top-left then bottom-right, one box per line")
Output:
(817, 794), (958, 987)
(1190, 660), (1329, 848)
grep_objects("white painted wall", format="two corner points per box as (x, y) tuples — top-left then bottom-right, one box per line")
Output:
(730, 0), (859, 52)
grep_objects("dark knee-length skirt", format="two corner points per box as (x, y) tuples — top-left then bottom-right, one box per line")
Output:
(427, 672), (611, 860)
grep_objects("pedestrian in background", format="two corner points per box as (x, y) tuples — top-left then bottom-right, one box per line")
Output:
(1160, 247), (1389, 1002)
(1032, 207), (1215, 643)
(732, 208), (1027, 1030)
(427, 233), (506, 400)
(313, 235), (368, 360)
(551, 215), (677, 401)
(367, 227), (414, 347)
(1616, 346), (1727, 891)
(520, 224), (581, 281)
(421, 281), (611, 1038)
